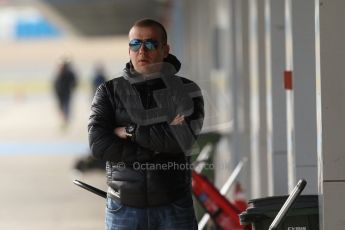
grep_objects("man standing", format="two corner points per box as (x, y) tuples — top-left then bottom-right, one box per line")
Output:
(53, 59), (78, 128)
(88, 19), (204, 230)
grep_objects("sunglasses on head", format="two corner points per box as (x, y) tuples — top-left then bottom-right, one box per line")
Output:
(129, 39), (159, 52)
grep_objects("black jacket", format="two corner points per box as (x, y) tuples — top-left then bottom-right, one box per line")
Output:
(88, 55), (204, 207)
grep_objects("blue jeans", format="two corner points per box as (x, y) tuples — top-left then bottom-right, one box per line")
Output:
(105, 194), (198, 230)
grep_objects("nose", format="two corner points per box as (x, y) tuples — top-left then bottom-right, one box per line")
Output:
(138, 44), (147, 54)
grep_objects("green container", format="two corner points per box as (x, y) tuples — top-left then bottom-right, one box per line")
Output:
(240, 195), (319, 230)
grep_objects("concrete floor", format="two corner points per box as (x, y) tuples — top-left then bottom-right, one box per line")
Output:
(0, 91), (107, 229)
(0, 155), (106, 230)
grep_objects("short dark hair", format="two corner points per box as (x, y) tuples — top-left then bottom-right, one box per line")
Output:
(132, 18), (168, 44)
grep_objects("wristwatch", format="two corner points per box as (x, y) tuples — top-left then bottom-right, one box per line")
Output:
(125, 123), (137, 136)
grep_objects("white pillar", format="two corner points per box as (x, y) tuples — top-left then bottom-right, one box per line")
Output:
(318, 0), (345, 228)
(238, 0), (252, 197)
(248, 0), (269, 198)
(258, 0), (269, 197)
(264, 0), (274, 196)
(270, 0), (288, 195)
(292, 0), (318, 194)
(284, 0), (297, 192)
(212, 0), (235, 188)
(248, 0), (261, 199)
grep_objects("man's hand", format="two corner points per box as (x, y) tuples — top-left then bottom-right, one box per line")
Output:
(170, 114), (185, 126)
(114, 127), (132, 139)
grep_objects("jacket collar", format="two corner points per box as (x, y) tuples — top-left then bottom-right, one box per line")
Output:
(123, 54), (181, 84)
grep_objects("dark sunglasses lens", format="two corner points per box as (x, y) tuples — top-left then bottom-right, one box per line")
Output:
(129, 39), (158, 51)
(144, 41), (156, 50)
(129, 39), (142, 51)
(130, 44), (141, 51)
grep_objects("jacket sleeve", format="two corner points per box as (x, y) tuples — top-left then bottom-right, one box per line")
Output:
(133, 87), (204, 155)
(88, 83), (125, 161)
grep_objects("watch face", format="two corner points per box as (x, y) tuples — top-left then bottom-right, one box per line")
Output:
(127, 126), (134, 133)
(126, 124), (135, 134)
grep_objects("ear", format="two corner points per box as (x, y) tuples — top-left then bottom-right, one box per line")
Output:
(163, 44), (170, 58)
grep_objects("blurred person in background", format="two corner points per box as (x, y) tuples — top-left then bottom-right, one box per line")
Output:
(88, 18), (204, 230)
(91, 62), (107, 97)
(53, 59), (78, 129)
